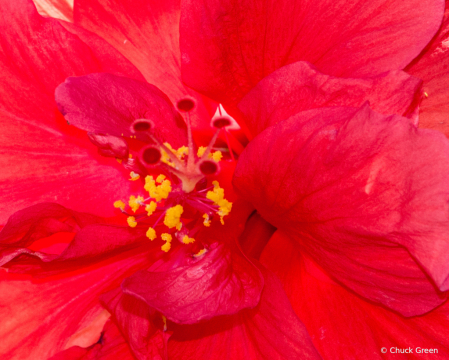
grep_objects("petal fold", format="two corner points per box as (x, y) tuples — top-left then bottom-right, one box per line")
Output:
(101, 289), (171, 360)
(0, 203), (162, 277)
(55, 73), (187, 148)
(49, 320), (137, 360)
(239, 61), (423, 137)
(261, 232), (449, 359)
(122, 242), (263, 324)
(167, 265), (322, 360)
(407, 3), (449, 138)
(234, 105), (449, 315)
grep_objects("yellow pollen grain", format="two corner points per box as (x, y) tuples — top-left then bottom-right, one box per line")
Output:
(161, 233), (172, 242)
(194, 248), (207, 257)
(161, 233), (172, 252)
(424, 92), (429, 98)
(146, 227), (156, 240)
(212, 151), (223, 162)
(145, 201), (157, 216)
(164, 205), (183, 229)
(162, 315), (167, 331)
(197, 146), (207, 157)
(127, 216), (137, 228)
(113, 200), (125, 210)
(158, 180), (172, 199)
(176, 222), (182, 231)
(176, 146), (189, 159)
(203, 214), (211, 227)
(161, 149), (175, 167)
(129, 171), (140, 181)
(161, 241), (171, 252)
(206, 181), (233, 220)
(129, 154), (133, 158)
(144, 175), (156, 192)
(145, 176), (172, 202)
(156, 174), (166, 183)
(182, 235), (195, 244)
(129, 195), (144, 212)
(116, 158), (122, 164)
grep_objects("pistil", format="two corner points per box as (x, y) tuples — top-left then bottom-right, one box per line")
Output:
(112, 97), (234, 253)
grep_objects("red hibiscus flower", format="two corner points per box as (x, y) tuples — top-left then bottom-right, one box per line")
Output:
(1, 0), (449, 359)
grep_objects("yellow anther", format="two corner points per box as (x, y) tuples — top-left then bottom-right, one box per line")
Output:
(113, 200), (125, 210)
(217, 199), (232, 217)
(146, 227), (156, 240)
(145, 201), (157, 216)
(220, 216), (225, 225)
(203, 214), (211, 227)
(176, 146), (189, 159)
(144, 175), (156, 192)
(158, 180), (172, 200)
(206, 181), (233, 220)
(145, 176), (172, 202)
(127, 216), (137, 228)
(162, 315), (167, 331)
(161, 233), (172, 252)
(212, 151), (223, 162)
(164, 205), (183, 229)
(128, 154), (133, 158)
(197, 146), (207, 157)
(176, 222), (182, 231)
(161, 143), (180, 167)
(116, 158), (122, 164)
(161, 233), (172, 242)
(156, 174), (166, 183)
(161, 241), (171, 252)
(129, 195), (144, 212)
(129, 171), (140, 181)
(194, 248), (207, 257)
(182, 235), (195, 244)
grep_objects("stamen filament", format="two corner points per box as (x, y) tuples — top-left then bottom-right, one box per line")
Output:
(200, 128), (221, 161)
(186, 111), (195, 169)
(224, 130), (236, 162)
(148, 134), (184, 168)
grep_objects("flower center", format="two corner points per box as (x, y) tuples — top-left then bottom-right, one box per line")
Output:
(113, 97), (234, 253)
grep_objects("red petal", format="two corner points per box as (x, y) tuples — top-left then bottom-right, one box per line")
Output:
(0, 0), (143, 223)
(167, 265), (322, 360)
(234, 105), (449, 315)
(261, 232), (449, 359)
(238, 211), (276, 259)
(0, 203), (100, 247)
(239, 61), (423, 137)
(407, 3), (449, 138)
(55, 73), (187, 148)
(0, 242), (155, 360)
(0, 203), (162, 276)
(74, 0), (215, 132)
(0, 0), (141, 127)
(180, 0), (443, 107)
(101, 289), (171, 360)
(122, 241), (263, 324)
(33, 0), (73, 21)
(50, 320), (137, 360)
